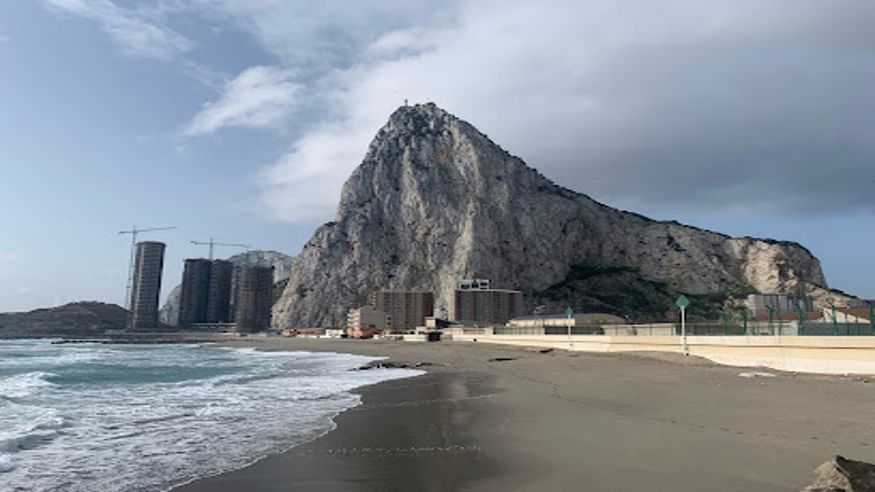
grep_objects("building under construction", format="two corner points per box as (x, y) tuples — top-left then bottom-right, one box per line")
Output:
(206, 260), (233, 323)
(129, 241), (166, 330)
(232, 265), (274, 333)
(179, 259), (234, 327)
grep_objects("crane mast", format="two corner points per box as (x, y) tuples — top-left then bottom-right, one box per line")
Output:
(190, 238), (251, 260)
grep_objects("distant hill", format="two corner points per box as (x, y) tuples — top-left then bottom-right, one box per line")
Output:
(0, 301), (127, 338)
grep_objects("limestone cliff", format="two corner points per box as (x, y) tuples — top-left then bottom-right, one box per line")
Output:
(274, 103), (843, 328)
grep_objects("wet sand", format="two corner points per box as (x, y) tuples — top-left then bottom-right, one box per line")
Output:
(176, 338), (875, 491)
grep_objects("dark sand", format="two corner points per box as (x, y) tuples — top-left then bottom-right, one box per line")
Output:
(175, 338), (875, 491)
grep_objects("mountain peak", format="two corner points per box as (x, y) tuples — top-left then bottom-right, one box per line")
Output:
(377, 102), (466, 142)
(388, 101), (449, 121)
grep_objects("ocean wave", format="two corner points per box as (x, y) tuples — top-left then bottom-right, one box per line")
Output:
(0, 344), (423, 492)
(0, 349), (106, 370)
(0, 371), (58, 398)
(0, 428), (61, 454)
(0, 403), (65, 455)
(0, 453), (14, 473)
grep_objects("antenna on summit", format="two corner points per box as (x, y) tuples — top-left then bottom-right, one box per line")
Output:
(404, 98), (408, 106)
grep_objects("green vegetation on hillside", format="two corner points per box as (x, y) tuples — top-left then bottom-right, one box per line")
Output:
(529, 264), (758, 323)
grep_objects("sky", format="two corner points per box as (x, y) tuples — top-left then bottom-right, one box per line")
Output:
(0, 0), (873, 312)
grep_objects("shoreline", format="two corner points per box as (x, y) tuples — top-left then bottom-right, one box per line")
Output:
(174, 338), (875, 490)
(174, 342), (520, 491)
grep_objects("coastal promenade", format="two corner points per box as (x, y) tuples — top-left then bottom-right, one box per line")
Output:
(451, 333), (875, 376)
(178, 338), (875, 491)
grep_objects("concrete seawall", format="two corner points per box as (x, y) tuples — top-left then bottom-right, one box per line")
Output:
(452, 333), (875, 375)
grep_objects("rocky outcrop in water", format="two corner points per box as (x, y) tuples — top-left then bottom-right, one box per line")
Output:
(159, 250), (295, 326)
(274, 103), (849, 328)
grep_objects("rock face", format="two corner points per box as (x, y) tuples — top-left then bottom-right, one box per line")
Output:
(227, 250), (296, 282)
(803, 455), (875, 491)
(158, 284), (183, 328)
(274, 103), (845, 328)
(159, 250), (295, 326)
(0, 302), (127, 337)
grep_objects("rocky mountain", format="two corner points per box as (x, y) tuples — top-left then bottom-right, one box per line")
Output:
(159, 250), (295, 326)
(274, 103), (851, 328)
(0, 302), (127, 338)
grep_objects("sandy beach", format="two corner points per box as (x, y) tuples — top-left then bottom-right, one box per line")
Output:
(175, 338), (875, 491)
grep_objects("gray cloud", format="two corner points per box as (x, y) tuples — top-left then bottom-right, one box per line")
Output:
(191, 0), (460, 77)
(248, 0), (875, 221)
(58, 1), (875, 220)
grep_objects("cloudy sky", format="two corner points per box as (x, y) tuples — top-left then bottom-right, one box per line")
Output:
(1, 0), (873, 311)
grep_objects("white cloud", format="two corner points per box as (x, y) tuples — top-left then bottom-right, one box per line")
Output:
(254, 0), (875, 222)
(258, 114), (378, 221)
(43, 0), (192, 60)
(44, 0), (875, 221)
(0, 249), (18, 263)
(192, 0), (457, 74)
(17, 287), (33, 295)
(182, 66), (301, 137)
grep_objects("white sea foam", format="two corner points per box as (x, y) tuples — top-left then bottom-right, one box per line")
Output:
(0, 371), (57, 398)
(0, 340), (421, 491)
(0, 453), (14, 473)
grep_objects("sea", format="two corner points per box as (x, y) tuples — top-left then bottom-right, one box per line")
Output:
(0, 339), (421, 492)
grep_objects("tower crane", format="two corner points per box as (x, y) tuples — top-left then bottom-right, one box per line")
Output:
(190, 238), (251, 260)
(118, 225), (176, 310)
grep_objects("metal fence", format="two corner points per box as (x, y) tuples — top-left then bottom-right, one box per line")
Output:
(797, 322), (875, 336)
(491, 320), (875, 337)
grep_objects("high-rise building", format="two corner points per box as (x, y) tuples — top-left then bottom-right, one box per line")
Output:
(369, 291), (434, 333)
(450, 282), (523, 326)
(233, 265), (274, 333)
(179, 259), (211, 327)
(129, 241), (166, 330)
(206, 260), (233, 323)
(179, 259), (235, 327)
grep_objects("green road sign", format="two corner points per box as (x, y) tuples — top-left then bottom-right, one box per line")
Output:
(675, 295), (690, 309)
(565, 307), (573, 318)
